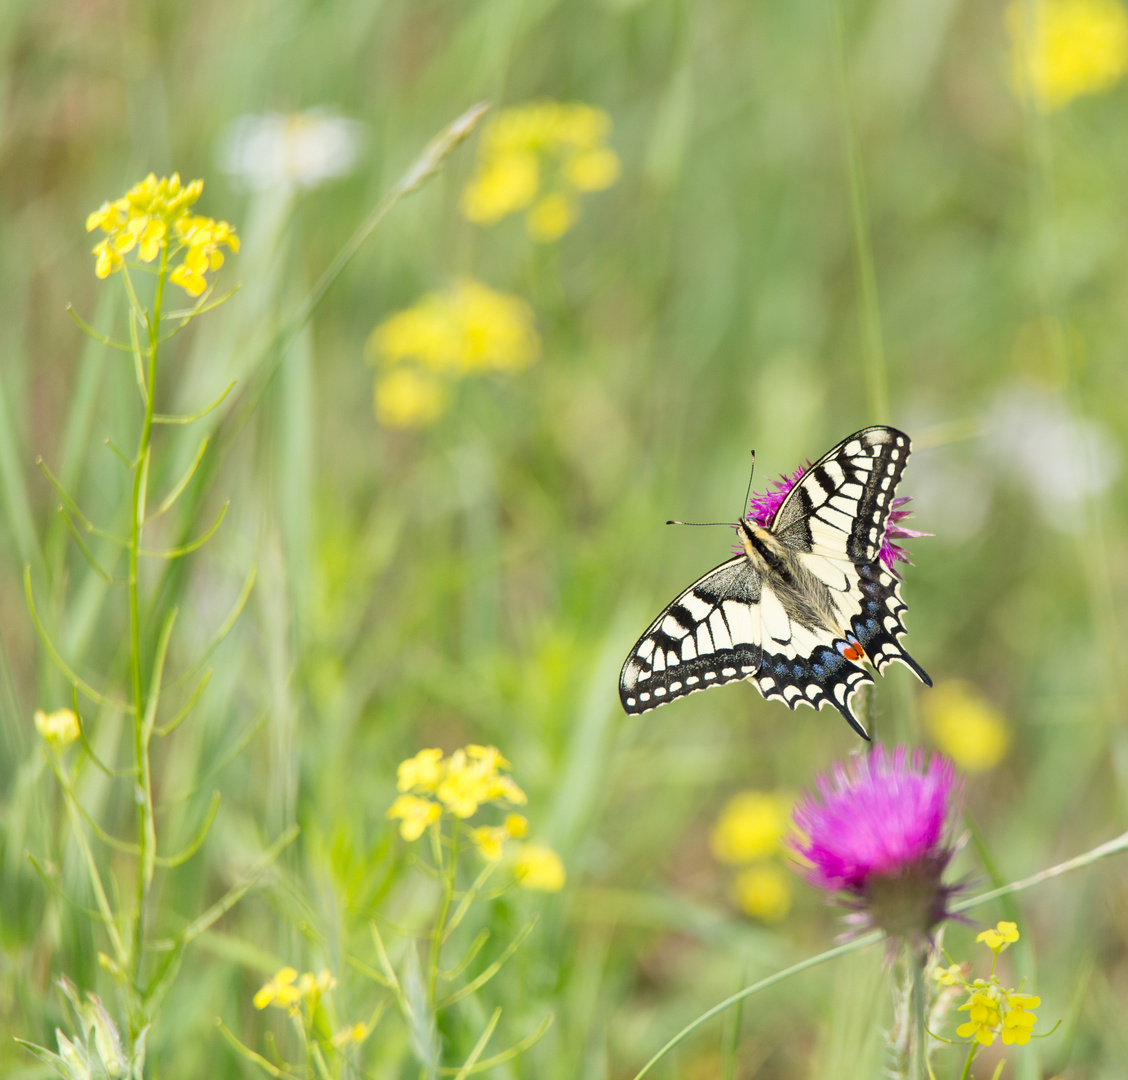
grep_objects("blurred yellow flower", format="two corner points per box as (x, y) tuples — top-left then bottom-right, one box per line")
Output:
(934, 962), (966, 986)
(368, 280), (539, 429)
(397, 747), (445, 793)
(470, 825), (508, 861)
(564, 148), (621, 192)
(924, 680), (1010, 772)
(461, 101), (619, 241)
(436, 747), (527, 818)
(514, 843), (566, 891)
(505, 813), (529, 838)
(297, 969), (335, 1000)
(977, 920), (1020, 953)
(733, 864), (791, 922)
(469, 812), (530, 862)
(1008, 0), (1128, 111)
(34, 708), (80, 749)
(86, 173), (237, 296)
(526, 194), (578, 243)
(388, 744), (528, 848)
(459, 153), (539, 223)
(386, 794), (441, 841)
(710, 790), (793, 864)
(253, 967), (302, 1011)
(333, 1022), (370, 1046)
(1001, 992), (1041, 1044)
(375, 367), (448, 429)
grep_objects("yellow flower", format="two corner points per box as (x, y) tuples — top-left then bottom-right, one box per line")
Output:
(461, 101), (617, 232)
(505, 813), (529, 838)
(333, 1022), (370, 1046)
(526, 193), (578, 242)
(459, 153), (539, 223)
(374, 281), (536, 376)
(254, 967), (302, 1010)
(467, 744), (511, 770)
(85, 174), (235, 294)
(514, 843), (566, 891)
(374, 367), (449, 428)
(387, 794), (441, 841)
(92, 239), (123, 279)
(451, 281), (539, 371)
(564, 148), (621, 192)
(956, 990), (1002, 1045)
(397, 748), (445, 793)
(553, 103), (611, 149)
(710, 790), (793, 865)
(470, 825), (508, 861)
(34, 708), (80, 749)
(977, 921), (1020, 953)
(297, 968), (336, 1000)
(1001, 991), (1041, 1045)
(924, 680), (1010, 772)
(1008, 0), (1128, 111)
(934, 962), (966, 987)
(732, 864), (791, 922)
(436, 747), (525, 817)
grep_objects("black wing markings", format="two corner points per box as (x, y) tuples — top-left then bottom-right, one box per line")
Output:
(619, 425), (930, 737)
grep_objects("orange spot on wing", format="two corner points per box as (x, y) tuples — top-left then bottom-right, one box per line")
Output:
(842, 643), (865, 662)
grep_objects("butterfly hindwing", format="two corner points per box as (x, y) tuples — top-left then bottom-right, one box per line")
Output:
(772, 426), (930, 688)
(619, 557), (763, 713)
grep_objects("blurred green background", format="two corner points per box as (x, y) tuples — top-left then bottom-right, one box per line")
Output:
(2, 0), (1128, 1075)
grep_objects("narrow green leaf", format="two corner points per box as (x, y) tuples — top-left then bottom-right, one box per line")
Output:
(139, 499), (228, 558)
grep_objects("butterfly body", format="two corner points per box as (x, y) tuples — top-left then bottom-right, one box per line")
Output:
(619, 426), (930, 738)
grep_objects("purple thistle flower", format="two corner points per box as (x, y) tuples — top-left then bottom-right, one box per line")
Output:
(790, 745), (963, 943)
(747, 467), (808, 529)
(746, 470), (928, 575)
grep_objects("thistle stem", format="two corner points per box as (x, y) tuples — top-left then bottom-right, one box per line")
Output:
(129, 241), (168, 988)
(908, 946), (927, 1080)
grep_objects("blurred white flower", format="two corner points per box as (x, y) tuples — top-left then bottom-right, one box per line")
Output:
(219, 109), (365, 190)
(987, 382), (1119, 532)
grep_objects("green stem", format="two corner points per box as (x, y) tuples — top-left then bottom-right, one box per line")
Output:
(429, 820), (460, 1004)
(959, 1041), (977, 1080)
(908, 946), (927, 1080)
(828, 0), (889, 423)
(129, 240), (168, 985)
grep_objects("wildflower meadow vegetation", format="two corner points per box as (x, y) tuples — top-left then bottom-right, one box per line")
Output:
(3, 0), (1128, 1078)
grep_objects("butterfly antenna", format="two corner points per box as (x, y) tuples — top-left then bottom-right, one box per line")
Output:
(666, 520), (733, 527)
(741, 450), (757, 520)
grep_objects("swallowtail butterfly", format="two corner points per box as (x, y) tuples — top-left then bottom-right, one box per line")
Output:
(619, 426), (930, 739)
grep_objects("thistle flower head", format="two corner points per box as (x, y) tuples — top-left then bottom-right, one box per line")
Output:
(790, 745), (963, 943)
(745, 468), (927, 575)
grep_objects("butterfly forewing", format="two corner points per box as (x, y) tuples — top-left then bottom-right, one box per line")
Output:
(619, 425), (930, 738)
(619, 557), (763, 713)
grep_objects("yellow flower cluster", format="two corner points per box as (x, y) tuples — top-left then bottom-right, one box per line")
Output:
(34, 708), (80, 749)
(923, 680), (1010, 773)
(387, 745), (566, 891)
(935, 922), (1042, 1047)
(252, 966), (369, 1045)
(388, 745), (527, 839)
(253, 966), (335, 1015)
(1008, 0), (1128, 111)
(86, 173), (239, 297)
(368, 279), (540, 428)
(709, 790), (794, 923)
(460, 102), (620, 242)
